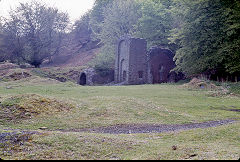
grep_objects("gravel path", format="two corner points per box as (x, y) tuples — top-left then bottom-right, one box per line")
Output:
(1, 119), (238, 136)
(77, 119), (238, 134)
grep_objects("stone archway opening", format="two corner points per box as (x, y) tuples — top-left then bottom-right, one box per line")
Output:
(79, 73), (87, 85)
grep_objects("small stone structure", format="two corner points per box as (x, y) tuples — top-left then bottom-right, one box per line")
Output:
(79, 68), (114, 86)
(79, 68), (94, 86)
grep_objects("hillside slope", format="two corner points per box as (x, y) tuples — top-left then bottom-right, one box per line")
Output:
(42, 31), (101, 68)
(43, 47), (100, 68)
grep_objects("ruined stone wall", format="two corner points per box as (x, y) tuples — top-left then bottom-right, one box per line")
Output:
(114, 37), (184, 85)
(80, 37), (183, 86)
(79, 68), (114, 86)
(115, 36), (148, 85)
(147, 48), (176, 84)
(128, 38), (148, 85)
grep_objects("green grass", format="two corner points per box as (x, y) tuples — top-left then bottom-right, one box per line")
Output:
(0, 79), (239, 160)
(1, 123), (239, 160)
(1, 83), (239, 129)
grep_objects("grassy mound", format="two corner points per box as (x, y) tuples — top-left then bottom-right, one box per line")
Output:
(182, 78), (220, 90)
(0, 94), (75, 122)
(0, 64), (32, 82)
(7, 71), (32, 81)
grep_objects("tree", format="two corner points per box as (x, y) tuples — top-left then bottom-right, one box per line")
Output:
(97, 0), (141, 46)
(134, 0), (173, 49)
(2, 1), (69, 67)
(73, 13), (94, 49)
(89, 0), (114, 39)
(171, 0), (240, 76)
(0, 18), (6, 62)
(90, 0), (142, 70)
(219, 0), (240, 74)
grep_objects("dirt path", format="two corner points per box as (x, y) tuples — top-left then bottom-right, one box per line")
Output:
(1, 119), (238, 136)
(59, 119), (238, 134)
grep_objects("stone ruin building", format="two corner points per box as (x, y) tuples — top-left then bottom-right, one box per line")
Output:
(115, 37), (148, 85)
(114, 36), (183, 85)
(79, 36), (183, 86)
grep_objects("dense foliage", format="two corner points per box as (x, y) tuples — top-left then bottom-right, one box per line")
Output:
(88, 0), (240, 78)
(134, 0), (173, 48)
(88, 0), (141, 72)
(171, 0), (240, 76)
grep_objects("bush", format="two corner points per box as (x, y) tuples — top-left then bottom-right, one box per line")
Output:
(89, 47), (115, 77)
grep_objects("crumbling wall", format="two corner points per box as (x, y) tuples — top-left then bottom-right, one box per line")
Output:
(79, 68), (114, 86)
(115, 36), (148, 85)
(147, 47), (176, 84)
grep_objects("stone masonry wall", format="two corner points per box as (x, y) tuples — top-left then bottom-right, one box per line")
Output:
(115, 36), (148, 85)
(128, 38), (148, 85)
(147, 47), (176, 84)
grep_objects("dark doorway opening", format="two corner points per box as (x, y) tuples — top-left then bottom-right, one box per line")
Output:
(123, 71), (127, 81)
(80, 73), (87, 85)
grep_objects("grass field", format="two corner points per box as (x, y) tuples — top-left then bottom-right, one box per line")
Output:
(0, 77), (239, 160)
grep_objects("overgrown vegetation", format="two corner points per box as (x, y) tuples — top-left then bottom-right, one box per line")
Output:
(222, 82), (240, 95)
(0, 130), (36, 158)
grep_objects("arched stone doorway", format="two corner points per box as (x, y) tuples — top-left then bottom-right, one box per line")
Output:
(79, 73), (87, 85)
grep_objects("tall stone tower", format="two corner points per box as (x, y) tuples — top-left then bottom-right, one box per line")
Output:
(115, 36), (148, 85)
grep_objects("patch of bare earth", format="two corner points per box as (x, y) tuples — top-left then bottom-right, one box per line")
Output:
(43, 48), (100, 68)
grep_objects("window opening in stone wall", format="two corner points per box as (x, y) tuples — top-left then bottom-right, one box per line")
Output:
(123, 71), (127, 81)
(138, 71), (143, 79)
